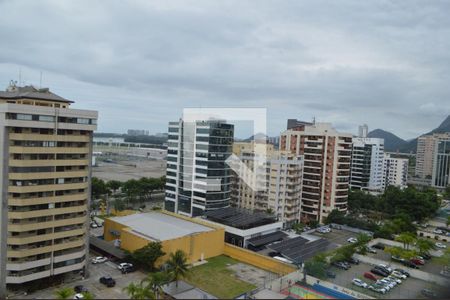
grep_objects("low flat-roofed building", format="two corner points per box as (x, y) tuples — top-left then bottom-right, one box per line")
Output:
(104, 211), (224, 265)
(200, 207), (284, 249)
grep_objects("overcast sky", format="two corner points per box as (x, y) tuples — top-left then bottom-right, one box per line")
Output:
(1, 0), (449, 139)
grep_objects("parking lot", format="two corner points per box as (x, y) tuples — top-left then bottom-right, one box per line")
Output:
(311, 227), (360, 246)
(14, 254), (147, 299)
(327, 261), (444, 299)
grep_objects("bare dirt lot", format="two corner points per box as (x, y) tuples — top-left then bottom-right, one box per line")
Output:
(93, 158), (166, 182)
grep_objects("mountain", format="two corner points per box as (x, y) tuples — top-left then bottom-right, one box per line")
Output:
(368, 115), (450, 153)
(367, 129), (408, 152)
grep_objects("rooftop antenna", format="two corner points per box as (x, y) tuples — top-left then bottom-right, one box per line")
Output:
(39, 71), (43, 88)
(312, 116), (316, 125)
(18, 68), (22, 86)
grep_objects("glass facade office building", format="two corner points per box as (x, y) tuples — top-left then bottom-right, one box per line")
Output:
(433, 139), (450, 189)
(165, 119), (234, 217)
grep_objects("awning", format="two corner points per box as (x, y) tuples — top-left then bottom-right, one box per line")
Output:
(89, 236), (126, 259)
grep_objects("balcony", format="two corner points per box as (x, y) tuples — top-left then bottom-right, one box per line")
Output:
(8, 182), (88, 193)
(9, 146), (89, 155)
(9, 170), (88, 180)
(8, 238), (85, 258)
(9, 193), (88, 206)
(8, 228), (85, 245)
(7, 257), (51, 271)
(9, 159), (89, 167)
(53, 260), (85, 275)
(8, 205), (87, 219)
(8, 216), (87, 232)
(9, 133), (90, 142)
(53, 248), (86, 263)
(6, 269), (51, 284)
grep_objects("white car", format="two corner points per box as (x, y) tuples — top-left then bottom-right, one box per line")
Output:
(73, 294), (84, 300)
(379, 279), (395, 289)
(378, 264), (393, 273)
(91, 256), (108, 264)
(391, 270), (407, 279)
(352, 278), (368, 288)
(436, 242), (447, 249)
(387, 276), (402, 284)
(347, 237), (357, 243)
(117, 262), (133, 270)
(433, 229), (444, 235)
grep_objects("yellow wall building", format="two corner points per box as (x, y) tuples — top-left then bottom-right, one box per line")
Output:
(104, 211), (224, 265)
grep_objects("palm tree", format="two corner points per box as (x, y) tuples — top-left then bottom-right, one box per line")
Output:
(166, 250), (189, 287)
(143, 271), (172, 299)
(416, 238), (436, 255)
(395, 232), (416, 250)
(54, 287), (73, 300)
(123, 282), (154, 300)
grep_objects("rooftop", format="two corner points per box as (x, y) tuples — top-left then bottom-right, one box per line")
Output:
(110, 212), (213, 241)
(203, 207), (277, 230)
(0, 83), (73, 103)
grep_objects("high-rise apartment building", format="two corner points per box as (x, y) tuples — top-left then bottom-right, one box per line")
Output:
(415, 133), (450, 179)
(432, 139), (450, 189)
(280, 123), (352, 222)
(382, 154), (408, 190)
(164, 119), (234, 217)
(0, 83), (97, 296)
(267, 152), (303, 228)
(350, 137), (384, 194)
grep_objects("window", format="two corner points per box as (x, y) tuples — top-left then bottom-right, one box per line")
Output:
(39, 115), (54, 122)
(17, 114), (32, 121)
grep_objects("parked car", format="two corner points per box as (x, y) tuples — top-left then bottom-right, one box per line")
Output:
(364, 272), (378, 281)
(378, 264), (393, 273)
(371, 268), (389, 277)
(100, 276), (116, 287)
(90, 222), (98, 229)
(117, 262), (133, 270)
(346, 257), (360, 265)
(372, 243), (385, 250)
(369, 283), (386, 294)
(74, 285), (87, 293)
(121, 264), (136, 274)
(402, 260), (419, 269)
(410, 258), (425, 266)
(73, 294), (84, 300)
(419, 253), (432, 260)
(352, 278), (368, 288)
(421, 289), (437, 298)
(433, 229), (444, 235)
(91, 256), (108, 264)
(387, 275), (402, 284)
(391, 255), (405, 262)
(377, 279), (393, 290)
(394, 268), (410, 277)
(391, 270), (407, 279)
(440, 269), (450, 278)
(332, 261), (350, 270)
(316, 226), (331, 233)
(326, 270), (336, 278)
(366, 247), (377, 254)
(374, 265), (391, 275)
(347, 237), (357, 243)
(435, 242), (447, 249)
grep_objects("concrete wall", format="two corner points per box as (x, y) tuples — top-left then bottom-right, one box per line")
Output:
(224, 244), (296, 275)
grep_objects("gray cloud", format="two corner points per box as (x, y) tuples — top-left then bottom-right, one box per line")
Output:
(0, 0), (449, 139)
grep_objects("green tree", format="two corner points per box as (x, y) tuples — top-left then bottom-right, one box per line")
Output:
(324, 209), (346, 225)
(107, 180), (122, 194)
(91, 177), (108, 199)
(113, 198), (126, 212)
(385, 246), (417, 260)
(265, 208), (274, 214)
(126, 242), (166, 271)
(416, 238), (436, 255)
(436, 248), (450, 272)
(395, 232), (417, 250)
(81, 291), (95, 300)
(123, 282), (154, 300)
(166, 250), (189, 287)
(331, 245), (355, 262)
(292, 222), (305, 234)
(54, 287), (73, 300)
(304, 253), (328, 279)
(143, 271), (172, 299)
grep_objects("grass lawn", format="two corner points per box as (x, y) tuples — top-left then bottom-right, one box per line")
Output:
(184, 255), (257, 299)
